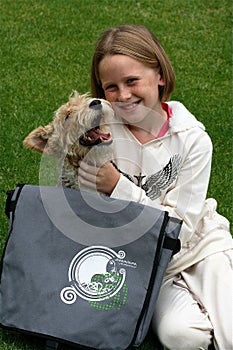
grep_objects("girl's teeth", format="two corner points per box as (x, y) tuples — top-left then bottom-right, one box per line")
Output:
(123, 102), (138, 109)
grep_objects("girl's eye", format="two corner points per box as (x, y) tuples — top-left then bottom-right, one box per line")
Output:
(105, 84), (116, 91)
(127, 78), (138, 84)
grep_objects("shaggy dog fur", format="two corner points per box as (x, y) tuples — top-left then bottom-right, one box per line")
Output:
(23, 91), (114, 189)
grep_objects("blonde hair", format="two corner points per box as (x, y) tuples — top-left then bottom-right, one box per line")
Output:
(91, 24), (176, 102)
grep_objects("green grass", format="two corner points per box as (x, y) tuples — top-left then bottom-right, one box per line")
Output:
(0, 0), (232, 349)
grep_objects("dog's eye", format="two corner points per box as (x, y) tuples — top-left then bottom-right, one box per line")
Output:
(65, 114), (71, 121)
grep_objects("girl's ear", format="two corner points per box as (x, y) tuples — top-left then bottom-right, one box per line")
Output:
(158, 72), (166, 101)
(23, 124), (54, 154)
(158, 73), (165, 86)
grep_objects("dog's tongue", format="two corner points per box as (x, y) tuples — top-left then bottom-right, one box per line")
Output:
(88, 129), (111, 142)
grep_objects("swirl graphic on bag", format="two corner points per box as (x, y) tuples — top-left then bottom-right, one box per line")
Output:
(60, 246), (129, 309)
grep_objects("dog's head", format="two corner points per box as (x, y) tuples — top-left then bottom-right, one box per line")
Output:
(23, 91), (114, 159)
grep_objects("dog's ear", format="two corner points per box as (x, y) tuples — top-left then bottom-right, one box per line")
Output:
(23, 125), (54, 154)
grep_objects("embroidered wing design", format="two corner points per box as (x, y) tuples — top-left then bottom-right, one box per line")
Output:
(111, 154), (181, 201)
(141, 154), (181, 200)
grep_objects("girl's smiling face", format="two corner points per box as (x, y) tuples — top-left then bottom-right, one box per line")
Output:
(99, 54), (165, 126)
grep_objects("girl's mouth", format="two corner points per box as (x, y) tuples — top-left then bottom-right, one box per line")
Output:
(118, 100), (141, 112)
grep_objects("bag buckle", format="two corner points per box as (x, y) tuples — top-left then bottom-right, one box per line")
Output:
(45, 340), (59, 350)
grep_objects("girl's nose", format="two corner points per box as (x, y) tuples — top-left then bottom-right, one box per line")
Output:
(118, 86), (131, 101)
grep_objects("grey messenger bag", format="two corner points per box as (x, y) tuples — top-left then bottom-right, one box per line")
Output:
(0, 184), (181, 350)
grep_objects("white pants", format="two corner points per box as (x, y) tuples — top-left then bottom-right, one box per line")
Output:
(151, 250), (233, 350)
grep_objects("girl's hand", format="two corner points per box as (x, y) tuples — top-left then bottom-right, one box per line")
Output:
(78, 161), (120, 195)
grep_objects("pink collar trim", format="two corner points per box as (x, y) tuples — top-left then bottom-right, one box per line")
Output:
(156, 103), (172, 138)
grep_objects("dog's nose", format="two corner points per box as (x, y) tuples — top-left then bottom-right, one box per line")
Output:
(89, 99), (102, 110)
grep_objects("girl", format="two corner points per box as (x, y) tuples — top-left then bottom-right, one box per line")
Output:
(78, 24), (233, 350)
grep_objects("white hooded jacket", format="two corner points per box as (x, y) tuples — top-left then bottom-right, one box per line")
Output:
(110, 101), (232, 279)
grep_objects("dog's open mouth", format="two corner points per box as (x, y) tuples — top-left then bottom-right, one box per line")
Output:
(79, 127), (112, 147)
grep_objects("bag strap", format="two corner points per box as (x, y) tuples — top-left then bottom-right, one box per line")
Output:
(45, 340), (59, 350)
(1, 184), (26, 282)
(163, 236), (181, 255)
(5, 184), (25, 218)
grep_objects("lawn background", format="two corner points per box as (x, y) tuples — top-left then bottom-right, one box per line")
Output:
(0, 0), (232, 349)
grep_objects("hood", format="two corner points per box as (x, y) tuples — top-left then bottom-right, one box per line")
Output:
(167, 101), (205, 135)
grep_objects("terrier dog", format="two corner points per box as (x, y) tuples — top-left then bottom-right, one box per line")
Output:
(23, 91), (114, 189)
